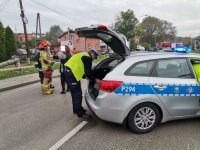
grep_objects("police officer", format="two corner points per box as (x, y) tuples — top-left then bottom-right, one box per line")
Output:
(191, 60), (200, 84)
(64, 49), (100, 119)
(58, 45), (72, 94)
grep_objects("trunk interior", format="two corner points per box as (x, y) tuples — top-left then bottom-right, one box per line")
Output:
(88, 54), (125, 100)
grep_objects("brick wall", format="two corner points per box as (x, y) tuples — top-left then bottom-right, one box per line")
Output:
(58, 32), (100, 52)
(17, 33), (34, 42)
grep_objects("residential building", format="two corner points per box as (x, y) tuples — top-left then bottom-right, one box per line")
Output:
(16, 33), (34, 42)
(16, 33), (45, 43)
(194, 36), (200, 50)
(57, 30), (100, 53)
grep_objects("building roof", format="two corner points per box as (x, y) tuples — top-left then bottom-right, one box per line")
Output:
(58, 30), (75, 38)
(194, 36), (200, 40)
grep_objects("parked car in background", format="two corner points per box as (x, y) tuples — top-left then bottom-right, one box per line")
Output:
(136, 45), (145, 51)
(30, 48), (39, 55)
(148, 47), (160, 51)
(16, 49), (27, 55)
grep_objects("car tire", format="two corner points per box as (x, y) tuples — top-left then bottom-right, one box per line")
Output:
(128, 103), (160, 134)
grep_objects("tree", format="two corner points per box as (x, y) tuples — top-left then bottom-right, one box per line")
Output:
(28, 38), (36, 49)
(16, 41), (22, 49)
(5, 26), (16, 60)
(159, 20), (177, 42)
(135, 24), (144, 37)
(141, 16), (162, 47)
(129, 38), (137, 50)
(111, 9), (138, 40)
(0, 21), (5, 62)
(45, 25), (63, 47)
(141, 16), (177, 46)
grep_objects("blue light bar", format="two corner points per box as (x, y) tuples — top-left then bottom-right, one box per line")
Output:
(175, 46), (192, 53)
(187, 47), (192, 52)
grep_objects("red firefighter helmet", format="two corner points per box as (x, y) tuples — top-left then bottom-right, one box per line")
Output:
(38, 40), (51, 49)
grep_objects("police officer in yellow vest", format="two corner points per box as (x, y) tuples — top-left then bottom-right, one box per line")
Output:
(64, 49), (100, 119)
(191, 59), (200, 84)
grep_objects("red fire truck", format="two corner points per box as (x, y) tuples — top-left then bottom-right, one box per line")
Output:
(158, 42), (183, 50)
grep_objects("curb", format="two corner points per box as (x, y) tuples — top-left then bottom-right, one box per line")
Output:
(0, 75), (60, 93)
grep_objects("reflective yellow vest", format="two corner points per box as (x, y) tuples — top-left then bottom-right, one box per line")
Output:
(40, 51), (53, 71)
(193, 64), (200, 84)
(65, 52), (90, 81)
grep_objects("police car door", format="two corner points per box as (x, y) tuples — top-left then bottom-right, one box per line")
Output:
(149, 58), (200, 116)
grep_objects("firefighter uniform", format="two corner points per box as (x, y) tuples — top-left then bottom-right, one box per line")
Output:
(40, 50), (54, 94)
(38, 40), (54, 94)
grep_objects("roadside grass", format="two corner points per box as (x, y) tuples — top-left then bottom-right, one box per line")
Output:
(0, 55), (107, 80)
(1, 62), (35, 69)
(0, 55), (108, 80)
(193, 49), (200, 53)
(0, 63), (60, 80)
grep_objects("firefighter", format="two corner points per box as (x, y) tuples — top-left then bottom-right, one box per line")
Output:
(38, 40), (55, 94)
(64, 49), (100, 119)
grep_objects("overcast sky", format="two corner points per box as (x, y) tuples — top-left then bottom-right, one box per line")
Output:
(0, 0), (199, 37)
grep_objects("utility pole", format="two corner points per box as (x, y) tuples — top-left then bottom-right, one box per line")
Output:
(35, 13), (42, 48)
(19, 0), (30, 64)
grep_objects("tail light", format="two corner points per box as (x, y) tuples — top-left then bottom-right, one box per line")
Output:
(99, 80), (123, 93)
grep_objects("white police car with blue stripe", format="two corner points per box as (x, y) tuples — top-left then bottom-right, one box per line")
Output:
(76, 24), (200, 133)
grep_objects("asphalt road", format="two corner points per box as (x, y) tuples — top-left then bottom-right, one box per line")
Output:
(0, 78), (200, 150)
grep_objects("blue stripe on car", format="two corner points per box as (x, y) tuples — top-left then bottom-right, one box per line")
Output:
(114, 83), (200, 96)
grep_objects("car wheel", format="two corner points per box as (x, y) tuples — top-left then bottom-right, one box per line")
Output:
(128, 103), (160, 134)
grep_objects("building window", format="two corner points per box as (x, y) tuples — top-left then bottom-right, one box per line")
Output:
(70, 35), (74, 40)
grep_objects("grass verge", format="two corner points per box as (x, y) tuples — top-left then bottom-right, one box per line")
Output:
(0, 63), (60, 80)
(0, 54), (107, 80)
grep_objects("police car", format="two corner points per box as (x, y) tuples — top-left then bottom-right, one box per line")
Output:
(75, 25), (200, 134)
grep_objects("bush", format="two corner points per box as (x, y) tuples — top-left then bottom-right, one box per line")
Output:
(5, 26), (16, 60)
(0, 21), (5, 62)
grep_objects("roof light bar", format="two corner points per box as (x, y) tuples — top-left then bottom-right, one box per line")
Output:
(90, 24), (108, 30)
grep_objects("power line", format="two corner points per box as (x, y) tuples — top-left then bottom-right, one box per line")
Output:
(0, 10), (70, 27)
(0, 0), (74, 29)
(31, 0), (70, 21)
(0, 10), (69, 33)
(0, 0), (7, 8)
(0, 0), (11, 10)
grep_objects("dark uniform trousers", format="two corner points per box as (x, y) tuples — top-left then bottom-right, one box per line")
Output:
(60, 72), (66, 92)
(65, 67), (85, 116)
(39, 71), (44, 84)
